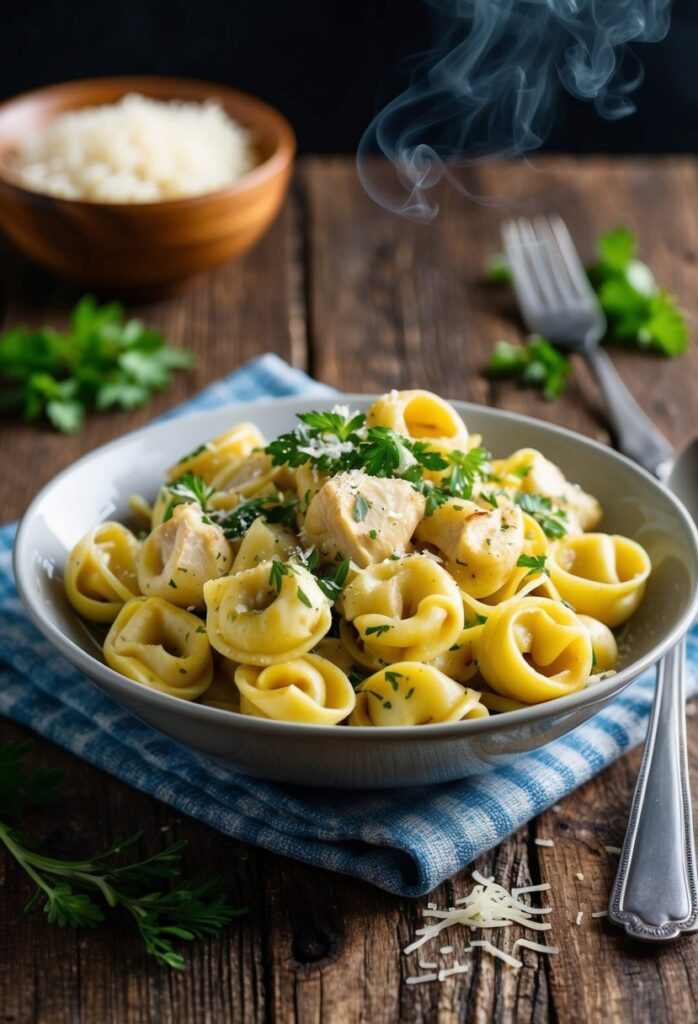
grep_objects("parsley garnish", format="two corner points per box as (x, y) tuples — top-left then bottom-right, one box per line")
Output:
(163, 473), (215, 521)
(195, 625), (207, 634)
(384, 670), (404, 691)
(296, 586), (312, 608)
(218, 495), (298, 539)
(353, 494), (370, 522)
(168, 578), (177, 589)
(348, 667), (367, 688)
(365, 624), (392, 638)
(405, 687), (415, 700)
(176, 443), (208, 464)
(513, 465), (532, 479)
(265, 413), (448, 480)
(516, 553), (550, 578)
(0, 295), (193, 433)
(315, 559), (350, 603)
(0, 741), (243, 969)
(515, 492), (568, 538)
(269, 560), (295, 595)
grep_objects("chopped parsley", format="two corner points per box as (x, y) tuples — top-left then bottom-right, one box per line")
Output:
(365, 624), (392, 638)
(168, 579), (177, 589)
(514, 492), (568, 538)
(195, 625), (207, 634)
(163, 472), (215, 521)
(315, 559), (350, 604)
(218, 495), (298, 539)
(384, 670), (404, 691)
(369, 528), (378, 540)
(353, 494), (370, 522)
(269, 560), (296, 595)
(296, 586), (313, 608)
(516, 553), (550, 578)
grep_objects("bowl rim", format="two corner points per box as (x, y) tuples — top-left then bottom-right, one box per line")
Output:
(14, 393), (698, 743)
(0, 74), (296, 210)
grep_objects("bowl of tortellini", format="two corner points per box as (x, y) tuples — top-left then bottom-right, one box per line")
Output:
(14, 389), (698, 788)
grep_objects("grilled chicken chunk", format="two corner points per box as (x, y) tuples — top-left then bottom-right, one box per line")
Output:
(301, 470), (426, 567)
(415, 497), (524, 598)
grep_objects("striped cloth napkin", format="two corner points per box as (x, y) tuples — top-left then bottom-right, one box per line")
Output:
(0, 353), (695, 897)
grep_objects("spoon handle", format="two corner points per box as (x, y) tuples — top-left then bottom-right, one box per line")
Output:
(609, 638), (698, 940)
(585, 346), (674, 477)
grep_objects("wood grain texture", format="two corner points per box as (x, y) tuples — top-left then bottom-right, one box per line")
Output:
(1, 156), (698, 1024)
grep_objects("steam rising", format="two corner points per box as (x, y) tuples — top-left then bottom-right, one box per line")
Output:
(357, 0), (673, 220)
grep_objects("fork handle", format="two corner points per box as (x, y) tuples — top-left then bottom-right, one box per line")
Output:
(585, 346), (674, 477)
(608, 638), (698, 940)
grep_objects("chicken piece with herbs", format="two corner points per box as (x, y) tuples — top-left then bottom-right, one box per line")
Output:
(301, 469), (426, 567)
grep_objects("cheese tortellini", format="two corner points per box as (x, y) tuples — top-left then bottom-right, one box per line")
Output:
(104, 597), (213, 699)
(204, 562), (332, 665)
(341, 554), (464, 662)
(68, 388), (651, 727)
(350, 662), (487, 726)
(65, 522), (140, 623)
(235, 655), (355, 724)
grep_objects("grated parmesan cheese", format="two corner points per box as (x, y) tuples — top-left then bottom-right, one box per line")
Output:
(513, 938), (559, 955)
(575, 873), (584, 881)
(470, 940), (523, 970)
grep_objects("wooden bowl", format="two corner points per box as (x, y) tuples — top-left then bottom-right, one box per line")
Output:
(0, 76), (296, 292)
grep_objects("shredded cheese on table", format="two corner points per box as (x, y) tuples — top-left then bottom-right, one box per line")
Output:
(534, 838), (555, 848)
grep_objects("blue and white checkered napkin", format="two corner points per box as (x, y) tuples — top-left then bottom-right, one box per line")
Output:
(0, 352), (696, 897)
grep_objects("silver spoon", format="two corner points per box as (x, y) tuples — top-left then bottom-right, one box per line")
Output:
(608, 443), (698, 940)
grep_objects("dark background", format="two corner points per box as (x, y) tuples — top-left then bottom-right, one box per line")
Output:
(1, 0), (696, 154)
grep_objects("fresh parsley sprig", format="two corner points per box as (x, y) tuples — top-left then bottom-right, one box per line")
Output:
(484, 226), (689, 400)
(265, 412), (449, 480)
(514, 492), (568, 539)
(516, 553), (550, 578)
(0, 741), (244, 969)
(0, 296), (194, 433)
(163, 472), (216, 522)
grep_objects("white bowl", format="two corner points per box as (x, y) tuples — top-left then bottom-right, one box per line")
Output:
(14, 397), (698, 788)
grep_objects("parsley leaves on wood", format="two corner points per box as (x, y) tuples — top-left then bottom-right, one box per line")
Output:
(483, 226), (688, 399)
(485, 335), (571, 401)
(0, 741), (243, 969)
(0, 296), (194, 433)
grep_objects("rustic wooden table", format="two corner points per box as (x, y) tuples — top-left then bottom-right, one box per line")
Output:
(1, 156), (698, 1024)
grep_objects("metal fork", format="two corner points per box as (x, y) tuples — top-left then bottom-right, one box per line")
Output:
(501, 214), (673, 478)
(503, 214), (698, 944)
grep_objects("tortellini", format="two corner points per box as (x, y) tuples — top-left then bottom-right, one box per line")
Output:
(166, 422), (265, 485)
(138, 504), (232, 609)
(199, 658), (241, 712)
(235, 654), (356, 724)
(367, 389), (469, 450)
(341, 554), (464, 662)
(71, 391), (651, 728)
(65, 522), (141, 623)
(548, 533), (651, 627)
(577, 614), (618, 674)
(104, 597), (213, 699)
(477, 597), (593, 703)
(204, 561), (332, 665)
(231, 516), (298, 573)
(350, 662), (488, 726)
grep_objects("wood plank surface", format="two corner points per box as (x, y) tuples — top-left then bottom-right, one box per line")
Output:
(1, 156), (697, 1024)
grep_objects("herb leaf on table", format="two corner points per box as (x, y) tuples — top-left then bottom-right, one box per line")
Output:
(0, 295), (194, 434)
(0, 741), (244, 969)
